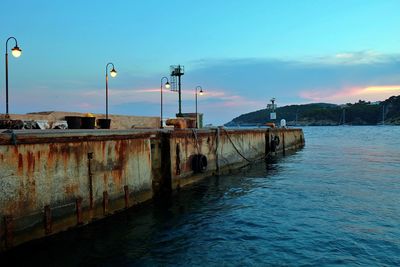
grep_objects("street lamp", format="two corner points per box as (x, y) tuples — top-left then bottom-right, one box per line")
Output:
(105, 62), (117, 120)
(160, 76), (170, 128)
(5, 37), (22, 117)
(195, 86), (204, 128)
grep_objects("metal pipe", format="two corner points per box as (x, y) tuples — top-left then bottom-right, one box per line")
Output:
(195, 86), (202, 128)
(5, 50), (8, 116)
(195, 88), (198, 128)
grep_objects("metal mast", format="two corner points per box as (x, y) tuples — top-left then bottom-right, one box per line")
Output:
(170, 65), (184, 116)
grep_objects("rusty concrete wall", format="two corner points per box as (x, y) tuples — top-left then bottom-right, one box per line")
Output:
(0, 127), (304, 251)
(169, 130), (219, 189)
(268, 128), (305, 153)
(169, 128), (304, 190)
(0, 130), (156, 250)
(218, 129), (267, 167)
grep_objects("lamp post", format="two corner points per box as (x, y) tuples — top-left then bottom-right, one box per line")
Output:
(160, 76), (170, 128)
(268, 98), (277, 122)
(5, 37), (22, 118)
(195, 86), (203, 128)
(105, 63), (117, 120)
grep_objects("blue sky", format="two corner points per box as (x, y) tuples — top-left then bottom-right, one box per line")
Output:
(1, 0), (400, 124)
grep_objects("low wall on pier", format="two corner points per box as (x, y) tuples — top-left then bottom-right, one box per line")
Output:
(0, 127), (304, 251)
(3, 111), (160, 129)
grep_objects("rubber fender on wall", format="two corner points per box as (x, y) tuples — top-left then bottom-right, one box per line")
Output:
(274, 135), (280, 146)
(191, 154), (208, 173)
(270, 135), (280, 152)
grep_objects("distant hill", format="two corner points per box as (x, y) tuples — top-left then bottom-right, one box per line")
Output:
(225, 95), (400, 126)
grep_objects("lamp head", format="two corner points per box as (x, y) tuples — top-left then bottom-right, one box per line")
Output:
(110, 68), (117, 78)
(165, 81), (171, 89)
(11, 45), (22, 58)
(199, 89), (204, 96)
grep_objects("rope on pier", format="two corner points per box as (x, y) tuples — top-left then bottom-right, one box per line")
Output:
(222, 129), (271, 164)
(222, 129), (253, 163)
(192, 128), (270, 172)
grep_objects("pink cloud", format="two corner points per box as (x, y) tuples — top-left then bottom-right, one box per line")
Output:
(300, 85), (400, 103)
(76, 86), (265, 111)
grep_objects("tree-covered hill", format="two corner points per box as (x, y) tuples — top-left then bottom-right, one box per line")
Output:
(226, 95), (400, 126)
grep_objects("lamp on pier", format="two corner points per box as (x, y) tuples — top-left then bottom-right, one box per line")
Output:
(160, 76), (170, 128)
(195, 86), (204, 128)
(4, 37), (22, 118)
(105, 62), (117, 120)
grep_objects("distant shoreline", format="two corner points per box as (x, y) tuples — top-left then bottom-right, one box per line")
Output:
(225, 123), (400, 127)
(226, 95), (400, 127)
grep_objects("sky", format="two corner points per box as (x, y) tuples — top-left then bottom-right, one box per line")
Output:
(1, 0), (400, 125)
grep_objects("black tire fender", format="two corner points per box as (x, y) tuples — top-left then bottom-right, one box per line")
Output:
(192, 154), (208, 173)
(274, 135), (280, 146)
(270, 135), (280, 152)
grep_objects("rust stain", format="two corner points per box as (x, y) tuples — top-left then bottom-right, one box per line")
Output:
(62, 148), (69, 169)
(113, 139), (132, 188)
(103, 173), (108, 191)
(65, 184), (78, 196)
(27, 151), (35, 175)
(72, 143), (84, 163)
(197, 138), (203, 153)
(13, 146), (19, 155)
(107, 144), (113, 159)
(182, 158), (192, 173)
(17, 153), (23, 176)
(184, 137), (189, 156)
(47, 143), (55, 168)
(25, 151), (37, 211)
(47, 143), (87, 173)
(102, 142), (106, 158)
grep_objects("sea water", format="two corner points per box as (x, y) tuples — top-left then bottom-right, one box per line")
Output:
(3, 126), (400, 266)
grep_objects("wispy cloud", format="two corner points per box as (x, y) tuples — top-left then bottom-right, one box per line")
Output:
(312, 50), (388, 65)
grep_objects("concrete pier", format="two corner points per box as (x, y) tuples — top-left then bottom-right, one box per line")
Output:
(0, 127), (304, 251)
